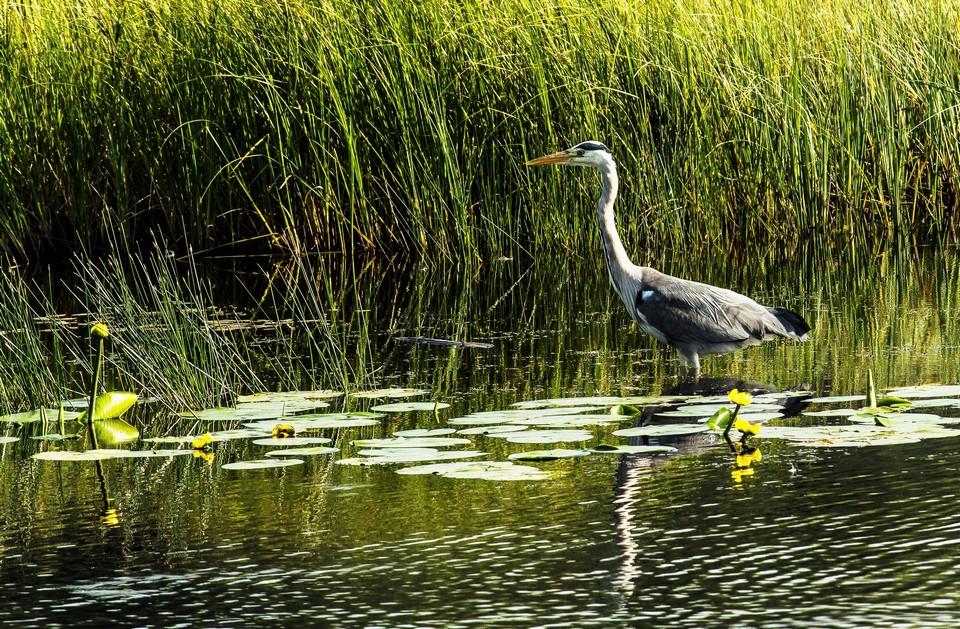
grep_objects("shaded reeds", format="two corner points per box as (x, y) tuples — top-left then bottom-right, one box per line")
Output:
(1, 0), (958, 260)
(0, 250), (368, 417)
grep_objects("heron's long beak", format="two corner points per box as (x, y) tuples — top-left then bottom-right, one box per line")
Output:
(526, 150), (573, 166)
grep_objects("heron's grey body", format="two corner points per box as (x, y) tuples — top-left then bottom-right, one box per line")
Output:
(527, 141), (810, 372)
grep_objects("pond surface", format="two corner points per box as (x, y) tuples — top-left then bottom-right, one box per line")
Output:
(4, 242), (960, 627)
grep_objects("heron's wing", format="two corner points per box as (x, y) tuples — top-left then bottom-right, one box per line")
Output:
(634, 276), (772, 345)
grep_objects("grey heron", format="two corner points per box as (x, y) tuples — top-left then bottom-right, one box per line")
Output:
(526, 141), (810, 372)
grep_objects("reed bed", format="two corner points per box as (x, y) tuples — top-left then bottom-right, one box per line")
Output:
(1, 0), (958, 260)
(0, 251), (366, 416)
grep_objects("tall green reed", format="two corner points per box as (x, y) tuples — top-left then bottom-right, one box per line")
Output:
(1, 0), (958, 261)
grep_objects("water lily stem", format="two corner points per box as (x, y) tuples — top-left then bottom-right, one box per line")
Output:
(86, 335), (104, 450)
(722, 404), (741, 450)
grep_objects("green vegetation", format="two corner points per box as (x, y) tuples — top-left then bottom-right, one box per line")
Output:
(1, 0), (958, 259)
(0, 251), (368, 416)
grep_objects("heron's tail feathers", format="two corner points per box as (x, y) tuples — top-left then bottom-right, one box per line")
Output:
(767, 307), (811, 341)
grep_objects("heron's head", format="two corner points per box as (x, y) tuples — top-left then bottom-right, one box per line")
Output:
(526, 141), (612, 169)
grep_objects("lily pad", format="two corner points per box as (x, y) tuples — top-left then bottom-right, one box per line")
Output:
(244, 415), (381, 431)
(252, 437), (333, 446)
(0, 408), (81, 424)
(456, 425), (530, 435)
(351, 437), (471, 448)
(369, 402), (450, 413)
(500, 429), (593, 444)
(33, 449), (193, 461)
(180, 407), (282, 422)
(801, 408), (859, 417)
(447, 407), (602, 426)
(238, 390), (343, 404)
(590, 444), (678, 454)
(265, 447), (340, 457)
(613, 424), (709, 437)
(207, 428), (273, 441)
(393, 428), (456, 437)
(221, 458), (305, 470)
(396, 461), (554, 480)
(663, 403), (784, 417)
(510, 395), (691, 409)
(338, 449), (486, 465)
(506, 414), (634, 428)
(507, 449), (591, 461)
(350, 388), (429, 399)
(886, 385), (960, 399)
(0, 436), (20, 444)
(90, 418), (140, 445)
(804, 395), (867, 404)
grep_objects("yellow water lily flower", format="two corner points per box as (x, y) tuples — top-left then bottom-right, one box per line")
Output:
(272, 423), (297, 438)
(731, 467), (756, 483)
(734, 417), (761, 436)
(193, 449), (214, 462)
(90, 322), (110, 339)
(728, 388), (752, 406)
(192, 433), (213, 450)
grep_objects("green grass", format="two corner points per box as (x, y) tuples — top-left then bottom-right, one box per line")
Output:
(1, 0), (958, 259)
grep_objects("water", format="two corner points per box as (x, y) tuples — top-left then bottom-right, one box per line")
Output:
(4, 242), (960, 626)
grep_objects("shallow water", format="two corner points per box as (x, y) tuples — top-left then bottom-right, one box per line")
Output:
(4, 243), (960, 626)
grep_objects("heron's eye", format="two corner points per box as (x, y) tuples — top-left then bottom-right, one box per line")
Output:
(576, 150), (584, 157)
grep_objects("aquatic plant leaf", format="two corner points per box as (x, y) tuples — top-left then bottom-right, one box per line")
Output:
(447, 407), (602, 426)
(142, 435), (197, 444)
(905, 398), (960, 409)
(0, 408), (81, 423)
(506, 414), (633, 428)
(705, 408), (733, 431)
(804, 395), (867, 404)
(886, 385), (960, 399)
(501, 429), (593, 444)
(396, 461), (554, 480)
(663, 402), (782, 418)
(265, 447), (339, 457)
(370, 402), (450, 412)
(238, 390), (343, 404)
(179, 407), (281, 422)
(393, 428), (456, 437)
(76, 392), (138, 422)
(507, 449), (591, 461)
(802, 408), (859, 417)
(614, 424), (709, 437)
(751, 391), (814, 401)
(351, 437), (471, 448)
(238, 400), (330, 414)
(338, 449), (486, 465)
(244, 416), (380, 431)
(33, 449), (193, 461)
(510, 395), (691, 409)
(590, 445), (677, 454)
(0, 436), (20, 444)
(252, 437), (333, 446)
(92, 418), (140, 445)
(222, 458), (305, 470)
(350, 388), (429, 399)
(207, 428), (273, 441)
(456, 425), (529, 435)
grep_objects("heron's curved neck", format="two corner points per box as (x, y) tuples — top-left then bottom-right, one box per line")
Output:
(595, 159), (633, 280)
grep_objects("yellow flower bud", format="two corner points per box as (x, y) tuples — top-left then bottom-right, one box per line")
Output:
(272, 423), (297, 438)
(90, 322), (110, 339)
(192, 433), (213, 449)
(734, 417), (760, 436)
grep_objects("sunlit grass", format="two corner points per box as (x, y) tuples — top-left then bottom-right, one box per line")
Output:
(1, 0), (958, 260)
